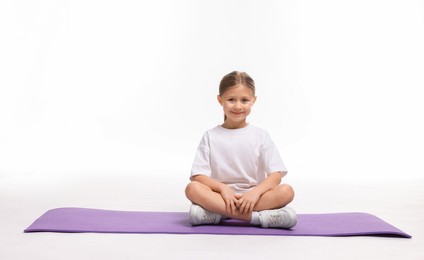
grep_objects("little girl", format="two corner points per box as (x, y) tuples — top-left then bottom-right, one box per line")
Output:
(185, 71), (296, 229)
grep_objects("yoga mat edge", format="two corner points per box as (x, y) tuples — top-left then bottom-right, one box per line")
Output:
(24, 207), (411, 238)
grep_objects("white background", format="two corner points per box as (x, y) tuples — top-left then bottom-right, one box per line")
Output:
(1, 0), (423, 182)
(1, 2), (424, 259)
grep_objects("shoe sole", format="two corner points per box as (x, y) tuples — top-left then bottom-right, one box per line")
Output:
(189, 204), (221, 226)
(261, 207), (297, 229)
(281, 207), (297, 229)
(189, 204), (201, 226)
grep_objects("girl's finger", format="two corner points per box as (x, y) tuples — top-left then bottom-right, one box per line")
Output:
(235, 199), (241, 208)
(238, 201), (243, 214)
(226, 199), (232, 213)
(243, 204), (248, 213)
(244, 203), (250, 215)
(249, 203), (254, 214)
(230, 201), (236, 215)
(240, 201), (247, 215)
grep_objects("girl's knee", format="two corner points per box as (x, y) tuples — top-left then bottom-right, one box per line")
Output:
(184, 181), (203, 199)
(278, 184), (295, 204)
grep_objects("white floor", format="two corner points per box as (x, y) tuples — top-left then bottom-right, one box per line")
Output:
(1, 171), (423, 260)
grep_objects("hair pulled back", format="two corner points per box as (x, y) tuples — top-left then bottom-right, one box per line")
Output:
(219, 71), (255, 96)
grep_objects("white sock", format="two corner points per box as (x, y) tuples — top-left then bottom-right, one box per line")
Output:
(250, 211), (261, 225)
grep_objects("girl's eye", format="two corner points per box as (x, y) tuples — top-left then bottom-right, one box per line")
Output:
(242, 99), (249, 103)
(228, 98), (235, 102)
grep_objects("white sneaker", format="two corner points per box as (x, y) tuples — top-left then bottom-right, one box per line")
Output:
(258, 207), (297, 229)
(189, 204), (222, 226)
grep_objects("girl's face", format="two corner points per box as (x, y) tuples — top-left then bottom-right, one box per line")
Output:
(217, 84), (256, 129)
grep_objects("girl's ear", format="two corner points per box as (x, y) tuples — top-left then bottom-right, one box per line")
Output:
(252, 96), (257, 105)
(217, 95), (223, 106)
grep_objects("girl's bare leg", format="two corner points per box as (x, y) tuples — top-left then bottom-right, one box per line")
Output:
(185, 181), (295, 222)
(185, 181), (251, 222)
(253, 183), (295, 211)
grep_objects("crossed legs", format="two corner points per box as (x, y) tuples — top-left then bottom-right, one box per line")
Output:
(185, 181), (295, 222)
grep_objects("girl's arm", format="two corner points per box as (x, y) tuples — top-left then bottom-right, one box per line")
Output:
(252, 171), (284, 195)
(190, 174), (226, 193)
(191, 174), (239, 215)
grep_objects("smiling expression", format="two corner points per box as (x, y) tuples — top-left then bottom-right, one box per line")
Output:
(217, 84), (256, 129)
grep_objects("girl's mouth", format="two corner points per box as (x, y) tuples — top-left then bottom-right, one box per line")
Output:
(231, 111), (244, 115)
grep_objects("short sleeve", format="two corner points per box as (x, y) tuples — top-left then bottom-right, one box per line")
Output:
(261, 133), (288, 177)
(190, 132), (212, 178)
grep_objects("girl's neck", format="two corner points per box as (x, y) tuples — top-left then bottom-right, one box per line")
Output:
(221, 120), (249, 129)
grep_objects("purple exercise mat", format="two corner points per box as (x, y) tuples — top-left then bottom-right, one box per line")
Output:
(24, 207), (411, 238)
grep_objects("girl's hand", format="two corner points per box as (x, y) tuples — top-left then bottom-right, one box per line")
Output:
(235, 190), (261, 215)
(219, 186), (238, 215)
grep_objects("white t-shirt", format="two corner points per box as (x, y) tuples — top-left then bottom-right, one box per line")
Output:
(190, 124), (287, 193)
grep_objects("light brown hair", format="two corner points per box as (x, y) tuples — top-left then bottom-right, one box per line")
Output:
(219, 71), (255, 96)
